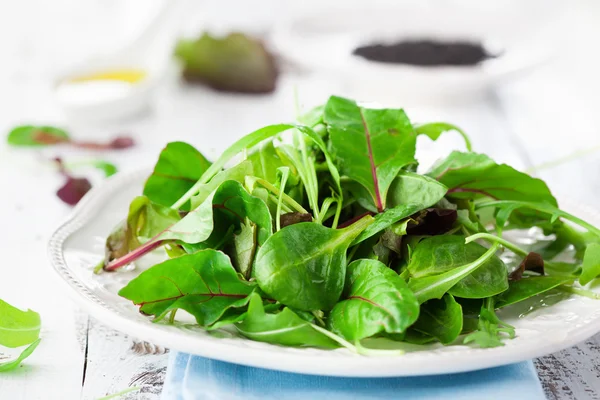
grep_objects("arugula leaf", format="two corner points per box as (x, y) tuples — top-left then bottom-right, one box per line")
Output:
(464, 298), (515, 348)
(7, 125), (69, 146)
(578, 243), (600, 285)
(414, 122), (472, 151)
(0, 300), (41, 348)
(328, 259), (420, 342)
(408, 242), (500, 303)
(189, 160), (254, 209)
(235, 293), (339, 348)
(324, 96), (416, 211)
(428, 151), (556, 207)
(119, 249), (256, 325)
(407, 236), (508, 299)
(411, 294), (463, 345)
(496, 276), (574, 308)
(143, 142), (211, 210)
(255, 216), (373, 311)
(0, 338), (41, 372)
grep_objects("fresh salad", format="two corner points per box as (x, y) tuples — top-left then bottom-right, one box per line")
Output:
(98, 95), (600, 354)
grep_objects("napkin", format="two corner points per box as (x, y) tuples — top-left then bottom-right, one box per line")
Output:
(161, 352), (545, 400)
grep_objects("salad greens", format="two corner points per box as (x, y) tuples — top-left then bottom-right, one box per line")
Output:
(0, 299), (41, 371)
(100, 95), (600, 353)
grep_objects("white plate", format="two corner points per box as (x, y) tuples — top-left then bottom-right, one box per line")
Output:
(48, 169), (600, 377)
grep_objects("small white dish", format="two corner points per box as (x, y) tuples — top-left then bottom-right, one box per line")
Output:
(48, 168), (600, 377)
(271, 2), (566, 104)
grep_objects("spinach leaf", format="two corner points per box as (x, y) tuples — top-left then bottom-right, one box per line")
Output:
(414, 122), (472, 151)
(578, 243), (600, 285)
(428, 151), (556, 206)
(408, 242), (501, 303)
(352, 204), (425, 245)
(235, 293), (339, 348)
(189, 160), (254, 209)
(254, 216), (373, 311)
(328, 259), (420, 342)
(386, 171), (448, 209)
(411, 294), (463, 345)
(143, 142), (211, 210)
(0, 300), (41, 348)
(119, 249), (256, 326)
(463, 298), (515, 348)
(230, 219), (257, 280)
(324, 96), (416, 211)
(407, 236), (508, 299)
(0, 338), (41, 372)
(496, 276), (574, 308)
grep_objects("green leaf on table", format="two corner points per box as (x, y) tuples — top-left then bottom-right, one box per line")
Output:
(411, 294), (463, 345)
(324, 96), (416, 211)
(0, 300), (41, 348)
(7, 125), (69, 146)
(175, 33), (278, 93)
(414, 122), (472, 151)
(386, 171), (448, 209)
(407, 235), (508, 299)
(408, 242), (501, 303)
(143, 142), (211, 210)
(496, 276), (574, 308)
(579, 243), (600, 285)
(235, 293), (339, 348)
(428, 151), (556, 208)
(0, 338), (41, 372)
(255, 216), (373, 311)
(119, 249), (256, 326)
(327, 259), (420, 342)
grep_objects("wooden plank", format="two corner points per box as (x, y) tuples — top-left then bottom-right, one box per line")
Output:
(80, 318), (169, 400)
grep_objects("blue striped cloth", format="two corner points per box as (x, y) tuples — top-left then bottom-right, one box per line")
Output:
(161, 352), (545, 400)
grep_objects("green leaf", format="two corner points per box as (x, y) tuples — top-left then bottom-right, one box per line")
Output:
(428, 151), (556, 207)
(496, 276), (574, 308)
(255, 216), (373, 311)
(414, 122), (472, 151)
(386, 171), (448, 209)
(190, 160), (254, 209)
(408, 236), (508, 299)
(352, 204), (426, 246)
(0, 300), (41, 348)
(247, 141), (291, 184)
(411, 294), (463, 345)
(464, 298), (515, 348)
(324, 96), (416, 211)
(230, 219), (257, 280)
(0, 338), (41, 372)
(235, 293), (339, 348)
(408, 242), (501, 303)
(118, 249), (256, 326)
(579, 243), (600, 285)
(7, 125), (69, 146)
(91, 161), (118, 177)
(328, 259), (420, 342)
(143, 142), (211, 210)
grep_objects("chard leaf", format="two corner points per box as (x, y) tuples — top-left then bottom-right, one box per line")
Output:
(143, 142), (211, 210)
(578, 243), (600, 285)
(407, 236), (508, 299)
(235, 293), (339, 348)
(327, 259), (420, 342)
(0, 338), (41, 372)
(411, 294), (463, 345)
(118, 249), (256, 325)
(255, 216), (373, 311)
(7, 125), (69, 146)
(408, 243), (501, 303)
(428, 151), (556, 207)
(56, 177), (92, 206)
(0, 300), (41, 348)
(496, 276), (574, 308)
(324, 96), (416, 211)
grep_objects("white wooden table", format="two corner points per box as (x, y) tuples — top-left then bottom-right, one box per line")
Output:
(2, 1), (600, 399)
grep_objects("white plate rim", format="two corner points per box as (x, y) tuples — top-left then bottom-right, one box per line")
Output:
(48, 168), (600, 377)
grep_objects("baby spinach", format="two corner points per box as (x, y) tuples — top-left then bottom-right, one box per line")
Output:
(328, 259), (419, 342)
(235, 293), (339, 348)
(143, 142), (211, 210)
(407, 236), (508, 299)
(119, 249), (256, 326)
(386, 171), (448, 209)
(411, 294), (463, 345)
(254, 216), (373, 311)
(324, 96), (416, 212)
(577, 243), (600, 285)
(496, 276), (574, 308)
